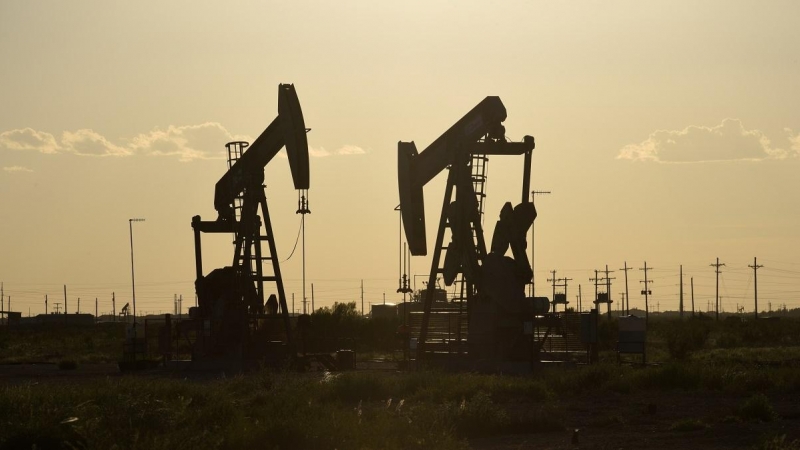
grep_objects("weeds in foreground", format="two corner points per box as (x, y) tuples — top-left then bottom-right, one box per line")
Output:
(757, 435), (800, 450)
(739, 394), (779, 422)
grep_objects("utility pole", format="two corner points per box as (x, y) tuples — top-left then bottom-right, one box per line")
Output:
(112, 292), (116, 322)
(292, 293), (295, 316)
(578, 284), (582, 312)
(562, 277), (572, 311)
(547, 270), (557, 312)
(620, 292), (626, 316)
(530, 190), (551, 297)
(311, 283), (315, 314)
(361, 279), (364, 316)
(690, 278), (695, 317)
(590, 270), (611, 318)
(45, 294), (48, 314)
(748, 257), (763, 319)
(604, 265), (615, 318)
(64, 285), (67, 315)
(710, 257), (725, 321)
(639, 262), (653, 323)
(620, 262), (632, 315)
(552, 276), (572, 313)
(679, 265), (684, 319)
(95, 298), (98, 323)
(77, 297), (80, 314)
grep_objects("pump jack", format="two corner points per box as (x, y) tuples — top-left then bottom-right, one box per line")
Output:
(398, 96), (537, 365)
(190, 84), (309, 365)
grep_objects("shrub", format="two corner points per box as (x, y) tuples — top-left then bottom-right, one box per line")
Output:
(665, 320), (710, 360)
(739, 394), (778, 422)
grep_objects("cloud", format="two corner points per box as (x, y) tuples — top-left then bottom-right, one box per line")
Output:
(308, 145), (366, 157)
(309, 147), (331, 157)
(62, 129), (131, 156)
(617, 119), (793, 163)
(129, 122), (251, 161)
(0, 124), (367, 162)
(335, 145), (366, 155)
(3, 166), (33, 173)
(786, 128), (800, 155)
(0, 128), (60, 153)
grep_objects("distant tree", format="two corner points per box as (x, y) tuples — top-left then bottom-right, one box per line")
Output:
(315, 301), (359, 318)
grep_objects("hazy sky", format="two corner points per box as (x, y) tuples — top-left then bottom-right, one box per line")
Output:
(2, 1), (800, 317)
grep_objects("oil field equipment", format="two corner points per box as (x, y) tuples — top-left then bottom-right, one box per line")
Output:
(189, 84), (309, 367)
(398, 96), (540, 367)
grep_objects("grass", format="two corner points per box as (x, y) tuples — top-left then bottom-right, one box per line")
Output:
(0, 373), (481, 449)
(757, 435), (800, 450)
(0, 323), (125, 364)
(2, 317), (800, 448)
(0, 361), (796, 449)
(3, 359), (795, 449)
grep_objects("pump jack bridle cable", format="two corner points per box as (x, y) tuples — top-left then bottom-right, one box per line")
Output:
(281, 216), (303, 263)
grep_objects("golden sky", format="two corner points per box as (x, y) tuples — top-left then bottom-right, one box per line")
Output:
(2, 1), (800, 316)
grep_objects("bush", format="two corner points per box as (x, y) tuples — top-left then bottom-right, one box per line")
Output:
(739, 394), (778, 422)
(665, 320), (710, 360)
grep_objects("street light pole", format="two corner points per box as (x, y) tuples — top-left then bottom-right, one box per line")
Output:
(129, 218), (145, 330)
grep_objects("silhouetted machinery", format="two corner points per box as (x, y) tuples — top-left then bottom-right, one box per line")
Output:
(190, 84), (309, 366)
(398, 96), (538, 366)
